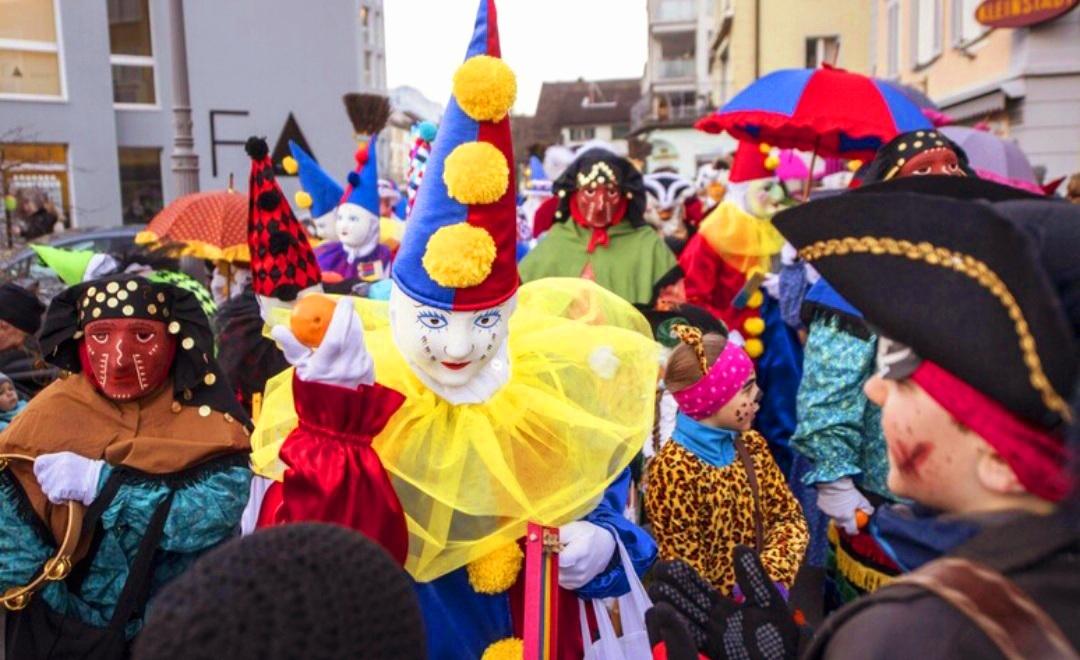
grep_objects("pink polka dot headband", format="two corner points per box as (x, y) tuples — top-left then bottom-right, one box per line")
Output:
(670, 325), (754, 420)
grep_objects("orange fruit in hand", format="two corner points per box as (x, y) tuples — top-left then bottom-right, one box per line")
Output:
(855, 509), (870, 530)
(290, 293), (336, 348)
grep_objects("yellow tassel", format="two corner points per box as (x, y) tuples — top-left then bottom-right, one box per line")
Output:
(481, 637), (524, 660)
(282, 156), (298, 175)
(453, 55), (517, 122)
(744, 338), (764, 358)
(467, 542), (524, 594)
(294, 190), (313, 209)
(443, 141), (509, 205)
(423, 222), (497, 288)
(743, 316), (765, 336)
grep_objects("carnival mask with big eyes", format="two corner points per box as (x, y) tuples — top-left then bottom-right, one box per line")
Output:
(388, 283), (515, 389)
(898, 147), (966, 178)
(571, 182), (628, 229)
(335, 202), (380, 250)
(82, 318), (176, 401)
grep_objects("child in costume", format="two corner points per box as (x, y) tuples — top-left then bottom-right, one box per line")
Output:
(647, 176), (1080, 660)
(0, 371), (27, 430)
(519, 147), (681, 307)
(647, 327), (807, 596)
(314, 138), (393, 283)
(0, 274), (251, 658)
(249, 3), (659, 657)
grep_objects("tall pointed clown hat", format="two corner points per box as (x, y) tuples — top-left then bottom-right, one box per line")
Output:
(729, 140), (775, 183)
(523, 154), (552, 197)
(244, 137), (322, 301)
(340, 136), (382, 218)
(287, 140), (344, 219)
(391, 0), (518, 311)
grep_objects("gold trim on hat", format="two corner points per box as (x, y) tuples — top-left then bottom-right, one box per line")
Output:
(797, 236), (1072, 423)
(576, 161), (618, 189)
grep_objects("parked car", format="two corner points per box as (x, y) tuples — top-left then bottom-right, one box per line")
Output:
(0, 225), (143, 303)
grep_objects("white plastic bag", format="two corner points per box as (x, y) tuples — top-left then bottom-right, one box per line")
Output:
(579, 537), (653, 660)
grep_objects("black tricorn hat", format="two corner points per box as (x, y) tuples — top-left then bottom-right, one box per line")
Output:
(774, 189), (1077, 430)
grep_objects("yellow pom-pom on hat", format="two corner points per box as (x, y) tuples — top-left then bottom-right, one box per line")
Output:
(454, 55), (517, 122)
(281, 156), (298, 175)
(743, 316), (766, 336)
(294, 190), (313, 209)
(746, 290), (764, 309)
(423, 222), (497, 288)
(467, 542), (524, 594)
(758, 142), (772, 155)
(764, 154), (780, 171)
(481, 637), (523, 660)
(745, 338), (765, 359)
(444, 141), (510, 205)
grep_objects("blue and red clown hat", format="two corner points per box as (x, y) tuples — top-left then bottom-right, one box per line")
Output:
(286, 140), (344, 219)
(341, 135), (382, 218)
(391, 0), (518, 311)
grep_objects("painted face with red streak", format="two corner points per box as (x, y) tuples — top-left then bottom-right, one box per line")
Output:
(571, 183), (627, 229)
(863, 374), (985, 510)
(898, 147), (966, 177)
(83, 318), (176, 401)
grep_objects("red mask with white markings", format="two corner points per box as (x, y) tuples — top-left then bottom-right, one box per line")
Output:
(82, 318), (175, 401)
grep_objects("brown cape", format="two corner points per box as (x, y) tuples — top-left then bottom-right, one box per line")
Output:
(0, 373), (250, 546)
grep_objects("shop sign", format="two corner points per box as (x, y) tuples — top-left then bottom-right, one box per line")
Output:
(975, 0), (1079, 28)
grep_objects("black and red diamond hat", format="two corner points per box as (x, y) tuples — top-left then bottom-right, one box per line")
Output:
(245, 137), (321, 301)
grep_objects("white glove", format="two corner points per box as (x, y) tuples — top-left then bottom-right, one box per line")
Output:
(271, 297), (374, 389)
(557, 520), (617, 590)
(816, 477), (874, 535)
(240, 475), (273, 536)
(33, 451), (105, 506)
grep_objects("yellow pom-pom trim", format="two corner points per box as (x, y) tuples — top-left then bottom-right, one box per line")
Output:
(282, 156), (298, 175)
(444, 141), (509, 205)
(764, 154), (780, 171)
(745, 338), (765, 359)
(481, 637), (523, 660)
(423, 223), (497, 288)
(467, 542), (524, 594)
(294, 190), (313, 209)
(743, 316), (765, 336)
(453, 55), (517, 122)
(758, 142), (772, 155)
(847, 159), (863, 172)
(746, 290), (764, 309)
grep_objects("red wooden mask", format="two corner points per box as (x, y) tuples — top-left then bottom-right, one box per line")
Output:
(81, 318), (176, 401)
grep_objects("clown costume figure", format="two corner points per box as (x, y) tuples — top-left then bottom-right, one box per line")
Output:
(0, 274), (251, 658)
(287, 140), (344, 243)
(248, 2), (660, 657)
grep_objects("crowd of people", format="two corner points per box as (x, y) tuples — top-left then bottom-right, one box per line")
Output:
(0, 2), (1077, 659)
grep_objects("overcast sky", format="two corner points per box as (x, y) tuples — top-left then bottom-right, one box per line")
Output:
(385, 0), (649, 115)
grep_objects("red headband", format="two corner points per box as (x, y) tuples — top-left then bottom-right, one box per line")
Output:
(911, 361), (1070, 502)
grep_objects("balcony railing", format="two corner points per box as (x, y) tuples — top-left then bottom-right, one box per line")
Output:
(657, 58), (695, 80)
(630, 93), (712, 133)
(652, 0), (695, 23)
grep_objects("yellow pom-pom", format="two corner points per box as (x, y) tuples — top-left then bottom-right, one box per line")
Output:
(764, 154), (780, 171)
(745, 338), (765, 358)
(746, 290), (764, 309)
(294, 190), (313, 209)
(467, 543), (524, 594)
(758, 143), (772, 155)
(444, 141), (509, 205)
(453, 55), (517, 122)
(282, 156), (298, 175)
(481, 637), (523, 660)
(743, 316), (766, 336)
(423, 222), (497, 288)
(847, 159), (863, 172)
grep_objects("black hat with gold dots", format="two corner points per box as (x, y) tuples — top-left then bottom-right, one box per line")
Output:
(39, 273), (249, 426)
(860, 129), (975, 184)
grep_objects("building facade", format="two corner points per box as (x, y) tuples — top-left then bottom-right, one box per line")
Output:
(632, 0), (730, 177)
(533, 78), (640, 156)
(0, 0), (386, 230)
(870, 0), (1080, 180)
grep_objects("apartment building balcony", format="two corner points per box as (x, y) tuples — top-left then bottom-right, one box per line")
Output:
(657, 58), (695, 81)
(630, 91), (712, 134)
(650, 0), (696, 32)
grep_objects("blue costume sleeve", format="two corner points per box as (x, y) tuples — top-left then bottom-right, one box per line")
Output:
(791, 315), (877, 486)
(576, 469), (657, 599)
(0, 471), (53, 590)
(101, 460), (251, 554)
(752, 296), (803, 479)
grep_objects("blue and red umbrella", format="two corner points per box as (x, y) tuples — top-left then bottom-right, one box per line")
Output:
(697, 65), (933, 161)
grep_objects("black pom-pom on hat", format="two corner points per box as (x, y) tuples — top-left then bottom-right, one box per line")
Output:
(347, 170), (362, 188)
(245, 137), (269, 160)
(257, 189), (281, 212)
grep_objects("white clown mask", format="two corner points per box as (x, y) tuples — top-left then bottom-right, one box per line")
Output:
(335, 202), (381, 257)
(312, 208), (339, 241)
(389, 282), (514, 404)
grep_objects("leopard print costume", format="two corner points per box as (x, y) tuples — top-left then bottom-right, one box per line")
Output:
(645, 430), (809, 595)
